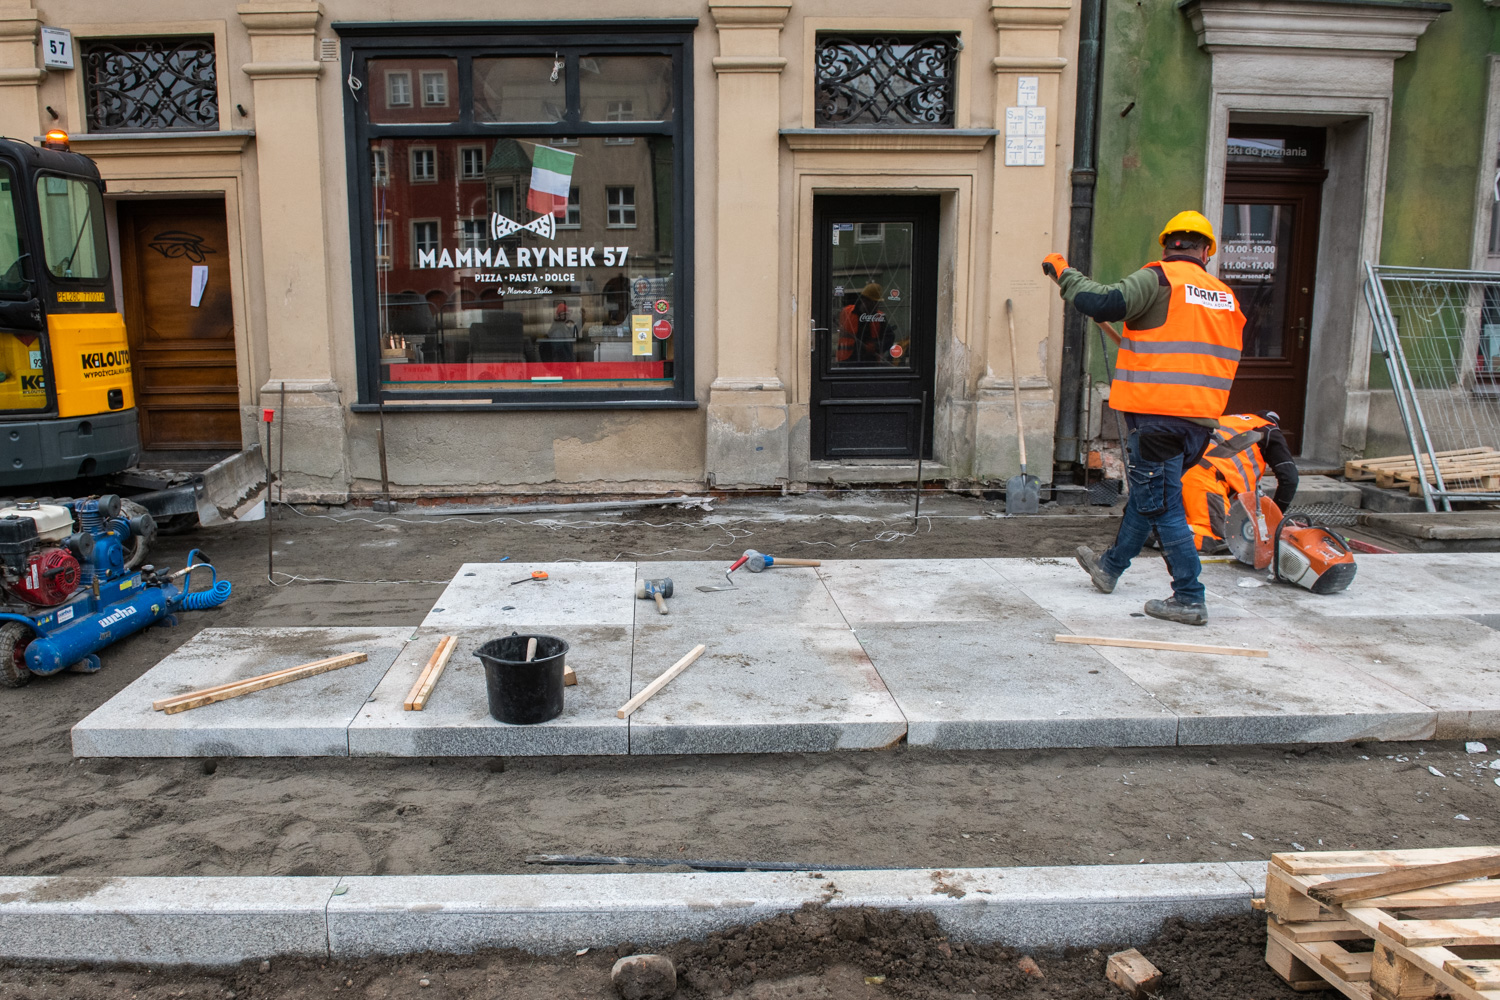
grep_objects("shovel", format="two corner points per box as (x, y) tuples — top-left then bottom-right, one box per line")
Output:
(1004, 299), (1040, 514)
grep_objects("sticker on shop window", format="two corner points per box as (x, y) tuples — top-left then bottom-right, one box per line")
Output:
(653, 319), (672, 340)
(889, 344), (903, 359)
(653, 298), (670, 314)
(887, 288), (901, 302)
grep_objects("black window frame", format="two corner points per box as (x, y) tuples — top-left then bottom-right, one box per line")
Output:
(335, 19), (697, 412)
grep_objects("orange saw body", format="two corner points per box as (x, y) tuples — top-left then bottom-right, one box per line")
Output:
(1224, 490), (1357, 593)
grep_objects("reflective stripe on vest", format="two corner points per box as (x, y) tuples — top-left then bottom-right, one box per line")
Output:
(1109, 260), (1246, 418)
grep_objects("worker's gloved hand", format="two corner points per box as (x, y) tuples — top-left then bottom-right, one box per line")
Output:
(1042, 252), (1069, 280)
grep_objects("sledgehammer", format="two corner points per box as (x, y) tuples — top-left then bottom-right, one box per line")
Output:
(741, 549), (821, 573)
(635, 577), (673, 614)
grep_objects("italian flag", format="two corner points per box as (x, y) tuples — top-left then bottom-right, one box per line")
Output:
(526, 144), (576, 218)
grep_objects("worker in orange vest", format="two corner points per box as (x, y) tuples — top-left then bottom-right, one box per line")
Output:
(1183, 411), (1299, 553)
(1043, 210), (1247, 625)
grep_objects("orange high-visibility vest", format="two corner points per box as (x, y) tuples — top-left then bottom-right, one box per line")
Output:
(1183, 413), (1274, 549)
(1109, 260), (1246, 418)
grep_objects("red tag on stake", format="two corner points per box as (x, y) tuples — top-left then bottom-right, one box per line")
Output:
(262, 408), (275, 423)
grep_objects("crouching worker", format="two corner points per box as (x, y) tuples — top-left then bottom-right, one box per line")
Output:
(1183, 412), (1299, 554)
(1042, 210), (1246, 626)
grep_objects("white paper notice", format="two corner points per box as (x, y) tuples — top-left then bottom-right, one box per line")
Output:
(1005, 137), (1026, 167)
(1005, 107), (1025, 137)
(1018, 76), (1039, 107)
(1026, 106), (1047, 137)
(1024, 137), (1046, 166)
(190, 265), (208, 308)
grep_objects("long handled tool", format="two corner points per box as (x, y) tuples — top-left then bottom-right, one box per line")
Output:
(1094, 320), (1131, 486)
(1003, 299), (1040, 514)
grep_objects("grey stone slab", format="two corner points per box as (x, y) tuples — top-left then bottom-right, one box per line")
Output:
(1224, 860), (1268, 895)
(0, 876), (336, 965)
(1277, 615), (1500, 739)
(422, 562), (636, 628)
(71, 628), (413, 758)
(816, 559), (1025, 623)
(1206, 553), (1500, 619)
(626, 623), (906, 754)
(854, 622), (1178, 749)
(1286, 474), (1364, 509)
(984, 556), (1257, 631)
(326, 863), (1253, 956)
(634, 560), (847, 626)
(1073, 617), (1437, 745)
(348, 625), (631, 757)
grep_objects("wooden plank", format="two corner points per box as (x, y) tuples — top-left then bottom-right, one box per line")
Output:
(616, 644), (707, 719)
(1446, 960), (1500, 991)
(1268, 867), (1337, 923)
(1274, 846), (1500, 877)
(1363, 882), (1500, 909)
(1370, 940), (1443, 1000)
(405, 635), (457, 712)
(155, 652), (369, 715)
(1267, 921), (1374, 999)
(1308, 854), (1500, 907)
(1279, 919), (1370, 943)
(563, 664), (577, 687)
(150, 657), (350, 710)
(1106, 948), (1162, 998)
(1385, 917), (1500, 948)
(1347, 448), (1496, 473)
(1317, 944), (1373, 982)
(1053, 634), (1269, 657)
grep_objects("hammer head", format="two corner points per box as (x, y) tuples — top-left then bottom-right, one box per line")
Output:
(635, 577), (673, 598)
(743, 549), (770, 572)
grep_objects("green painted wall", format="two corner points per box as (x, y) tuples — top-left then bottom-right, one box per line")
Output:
(1380, 0), (1498, 268)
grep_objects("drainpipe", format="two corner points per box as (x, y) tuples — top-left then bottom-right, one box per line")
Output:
(1052, 0), (1105, 478)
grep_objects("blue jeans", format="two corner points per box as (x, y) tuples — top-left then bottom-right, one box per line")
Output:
(1098, 414), (1211, 606)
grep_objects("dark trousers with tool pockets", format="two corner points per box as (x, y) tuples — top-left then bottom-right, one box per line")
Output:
(1098, 414), (1212, 606)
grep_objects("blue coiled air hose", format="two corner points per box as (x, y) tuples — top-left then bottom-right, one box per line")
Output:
(175, 549), (233, 610)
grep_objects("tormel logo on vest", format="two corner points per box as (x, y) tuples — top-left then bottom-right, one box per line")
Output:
(1183, 284), (1235, 311)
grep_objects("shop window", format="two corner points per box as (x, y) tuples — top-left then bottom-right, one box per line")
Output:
(341, 24), (692, 406)
(814, 34), (958, 128)
(421, 70), (448, 107)
(410, 147), (436, 183)
(375, 221), (392, 270)
(558, 188), (582, 229)
(82, 36), (218, 133)
(459, 145), (486, 180)
(411, 220), (439, 267)
(607, 186), (636, 228)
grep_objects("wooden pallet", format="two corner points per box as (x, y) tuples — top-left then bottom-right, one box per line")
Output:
(1345, 448), (1500, 493)
(1264, 846), (1500, 1000)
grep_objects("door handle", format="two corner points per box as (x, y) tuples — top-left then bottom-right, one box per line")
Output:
(811, 319), (827, 355)
(1295, 316), (1308, 351)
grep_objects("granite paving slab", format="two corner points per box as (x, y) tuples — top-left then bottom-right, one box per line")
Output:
(348, 625), (632, 756)
(1065, 616), (1437, 745)
(421, 562), (636, 628)
(1276, 614), (1500, 739)
(984, 556), (1257, 631)
(634, 560), (846, 626)
(1201, 554), (1495, 619)
(626, 622), (906, 754)
(816, 558), (1023, 623)
(854, 621), (1178, 749)
(71, 627), (414, 757)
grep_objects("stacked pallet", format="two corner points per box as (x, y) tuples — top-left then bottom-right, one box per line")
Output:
(1263, 845), (1500, 999)
(1344, 448), (1500, 495)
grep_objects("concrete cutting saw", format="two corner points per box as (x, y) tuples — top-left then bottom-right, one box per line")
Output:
(1224, 491), (1357, 594)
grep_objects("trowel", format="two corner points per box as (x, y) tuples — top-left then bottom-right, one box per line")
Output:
(696, 553), (749, 592)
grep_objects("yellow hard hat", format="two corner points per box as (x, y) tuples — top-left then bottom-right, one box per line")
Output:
(1158, 210), (1216, 256)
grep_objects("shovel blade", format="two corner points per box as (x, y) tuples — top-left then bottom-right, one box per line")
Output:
(1006, 473), (1041, 514)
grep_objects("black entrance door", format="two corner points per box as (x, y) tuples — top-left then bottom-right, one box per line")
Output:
(811, 196), (938, 459)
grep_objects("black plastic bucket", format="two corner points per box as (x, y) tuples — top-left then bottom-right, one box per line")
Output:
(475, 632), (569, 725)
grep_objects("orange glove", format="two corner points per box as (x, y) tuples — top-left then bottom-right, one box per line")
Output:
(1042, 252), (1069, 280)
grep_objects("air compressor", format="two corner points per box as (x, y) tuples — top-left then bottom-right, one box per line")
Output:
(0, 495), (232, 686)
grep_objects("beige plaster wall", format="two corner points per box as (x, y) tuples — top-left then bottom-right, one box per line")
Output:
(8, 0), (1080, 498)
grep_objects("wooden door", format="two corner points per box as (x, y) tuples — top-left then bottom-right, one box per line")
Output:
(1220, 179), (1322, 454)
(118, 199), (240, 450)
(810, 196), (938, 459)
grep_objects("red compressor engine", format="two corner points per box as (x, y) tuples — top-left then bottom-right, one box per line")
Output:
(0, 503), (93, 606)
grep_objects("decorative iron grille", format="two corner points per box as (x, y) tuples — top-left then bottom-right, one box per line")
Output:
(815, 34), (957, 129)
(83, 37), (218, 133)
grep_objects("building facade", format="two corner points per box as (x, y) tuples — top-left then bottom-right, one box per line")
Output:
(1081, 0), (1500, 465)
(0, 0), (1083, 499)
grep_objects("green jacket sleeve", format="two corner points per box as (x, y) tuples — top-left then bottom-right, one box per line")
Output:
(1057, 266), (1167, 327)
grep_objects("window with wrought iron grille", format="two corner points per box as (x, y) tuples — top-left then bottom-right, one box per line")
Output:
(82, 36), (218, 133)
(814, 34), (958, 129)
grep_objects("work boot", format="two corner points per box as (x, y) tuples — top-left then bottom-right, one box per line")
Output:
(1144, 598), (1208, 626)
(1075, 545), (1118, 594)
